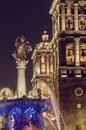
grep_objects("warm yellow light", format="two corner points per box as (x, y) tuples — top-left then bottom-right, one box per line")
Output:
(66, 44), (74, 65)
(41, 55), (45, 63)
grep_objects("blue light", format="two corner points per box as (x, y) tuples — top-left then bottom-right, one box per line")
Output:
(0, 97), (50, 130)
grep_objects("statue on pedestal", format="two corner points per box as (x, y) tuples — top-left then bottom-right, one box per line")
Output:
(12, 35), (32, 61)
(12, 35), (32, 98)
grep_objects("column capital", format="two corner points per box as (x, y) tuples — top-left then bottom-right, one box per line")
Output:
(16, 60), (28, 69)
(74, 38), (80, 42)
(61, 3), (66, 6)
(74, 3), (78, 6)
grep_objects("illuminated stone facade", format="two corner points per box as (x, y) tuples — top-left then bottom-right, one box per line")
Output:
(31, 31), (54, 99)
(0, 0), (86, 130)
(49, 0), (86, 130)
(31, 31), (57, 129)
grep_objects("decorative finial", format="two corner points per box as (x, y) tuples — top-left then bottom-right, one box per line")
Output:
(42, 31), (49, 42)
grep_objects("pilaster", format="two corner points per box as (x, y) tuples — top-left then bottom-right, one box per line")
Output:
(37, 55), (40, 74)
(47, 55), (50, 74)
(75, 38), (80, 66)
(61, 3), (66, 31)
(74, 3), (79, 31)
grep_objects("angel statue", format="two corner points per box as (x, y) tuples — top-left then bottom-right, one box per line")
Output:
(12, 35), (32, 61)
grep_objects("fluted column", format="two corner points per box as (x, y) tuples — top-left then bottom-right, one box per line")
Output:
(75, 38), (80, 66)
(74, 3), (79, 31)
(61, 3), (66, 31)
(16, 60), (28, 97)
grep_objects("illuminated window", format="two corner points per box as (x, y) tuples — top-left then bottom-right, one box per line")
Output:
(66, 6), (71, 15)
(40, 55), (46, 74)
(41, 64), (46, 74)
(80, 44), (86, 65)
(41, 55), (45, 63)
(49, 56), (53, 73)
(66, 44), (74, 65)
(35, 56), (41, 74)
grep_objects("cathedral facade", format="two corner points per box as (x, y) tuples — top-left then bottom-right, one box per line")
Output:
(32, 0), (86, 130)
(0, 0), (86, 130)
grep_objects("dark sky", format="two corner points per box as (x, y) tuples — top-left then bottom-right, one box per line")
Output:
(0, 0), (52, 91)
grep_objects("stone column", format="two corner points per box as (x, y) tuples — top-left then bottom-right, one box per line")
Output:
(74, 3), (78, 31)
(37, 55), (40, 74)
(16, 60), (28, 97)
(12, 35), (32, 98)
(61, 3), (66, 31)
(75, 38), (80, 66)
(47, 55), (49, 74)
(52, 16), (55, 35)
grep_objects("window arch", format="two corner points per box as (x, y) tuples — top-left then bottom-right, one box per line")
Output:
(66, 44), (74, 65)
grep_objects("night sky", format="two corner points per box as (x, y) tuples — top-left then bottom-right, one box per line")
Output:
(0, 0), (52, 91)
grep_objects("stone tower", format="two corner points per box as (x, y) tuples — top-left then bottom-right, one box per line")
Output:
(49, 0), (86, 130)
(31, 31), (53, 99)
(31, 31), (57, 129)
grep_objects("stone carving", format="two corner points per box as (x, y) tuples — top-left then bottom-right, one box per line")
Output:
(12, 35), (32, 61)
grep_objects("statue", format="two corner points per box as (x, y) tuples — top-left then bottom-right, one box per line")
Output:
(12, 35), (32, 61)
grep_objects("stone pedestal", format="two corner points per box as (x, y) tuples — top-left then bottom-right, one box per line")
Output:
(16, 60), (28, 98)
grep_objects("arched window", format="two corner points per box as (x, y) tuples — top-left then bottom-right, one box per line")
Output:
(35, 55), (41, 74)
(66, 44), (74, 65)
(40, 55), (46, 74)
(80, 44), (86, 65)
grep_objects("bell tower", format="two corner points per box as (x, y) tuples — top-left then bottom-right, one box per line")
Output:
(31, 31), (53, 99)
(50, 0), (86, 130)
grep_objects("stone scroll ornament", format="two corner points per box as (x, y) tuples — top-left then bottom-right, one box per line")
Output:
(12, 35), (32, 61)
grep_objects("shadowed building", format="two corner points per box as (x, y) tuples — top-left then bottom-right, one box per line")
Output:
(49, 0), (86, 130)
